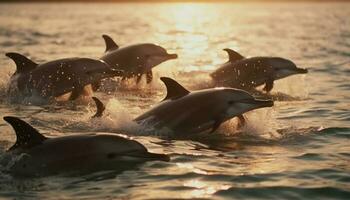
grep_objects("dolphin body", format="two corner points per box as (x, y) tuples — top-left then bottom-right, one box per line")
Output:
(132, 77), (274, 135)
(92, 78), (273, 134)
(100, 34), (178, 84)
(3, 116), (169, 177)
(210, 49), (308, 92)
(6, 52), (121, 102)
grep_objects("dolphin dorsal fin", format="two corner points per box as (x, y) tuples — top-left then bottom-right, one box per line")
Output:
(92, 97), (105, 118)
(3, 116), (47, 151)
(102, 34), (119, 52)
(223, 48), (245, 63)
(6, 52), (38, 74)
(160, 77), (190, 101)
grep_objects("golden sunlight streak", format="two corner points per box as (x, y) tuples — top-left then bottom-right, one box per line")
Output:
(183, 179), (231, 198)
(166, 4), (214, 71)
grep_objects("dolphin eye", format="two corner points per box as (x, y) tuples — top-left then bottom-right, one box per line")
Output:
(228, 100), (235, 105)
(107, 153), (116, 159)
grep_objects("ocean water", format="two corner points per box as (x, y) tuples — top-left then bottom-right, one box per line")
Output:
(0, 2), (349, 199)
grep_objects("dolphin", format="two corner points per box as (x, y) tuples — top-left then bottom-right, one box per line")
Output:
(100, 34), (178, 84)
(210, 48), (308, 92)
(6, 52), (122, 102)
(3, 116), (169, 177)
(130, 77), (273, 135)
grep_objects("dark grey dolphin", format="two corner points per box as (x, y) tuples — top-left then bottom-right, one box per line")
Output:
(6, 52), (122, 101)
(210, 48), (308, 92)
(100, 34), (178, 84)
(135, 77), (273, 134)
(3, 116), (169, 177)
(132, 77), (274, 135)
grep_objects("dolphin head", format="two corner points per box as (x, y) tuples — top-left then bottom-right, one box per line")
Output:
(91, 134), (170, 163)
(101, 35), (178, 78)
(269, 57), (308, 80)
(218, 88), (274, 118)
(136, 44), (178, 71)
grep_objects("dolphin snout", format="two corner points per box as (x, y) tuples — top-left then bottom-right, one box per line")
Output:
(296, 68), (308, 74)
(166, 53), (178, 60)
(144, 152), (170, 162)
(253, 99), (274, 108)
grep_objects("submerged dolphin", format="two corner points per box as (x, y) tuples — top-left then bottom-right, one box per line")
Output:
(100, 34), (178, 84)
(210, 48), (308, 92)
(131, 77), (274, 135)
(6, 52), (121, 102)
(3, 116), (169, 177)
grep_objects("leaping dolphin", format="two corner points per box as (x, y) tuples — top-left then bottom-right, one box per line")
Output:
(100, 34), (178, 84)
(3, 116), (169, 177)
(131, 77), (273, 135)
(6, 52), (122, 102)
(210, 48), (308, 92)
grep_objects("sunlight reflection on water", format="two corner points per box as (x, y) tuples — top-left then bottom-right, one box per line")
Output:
(0, 2), (349, 200)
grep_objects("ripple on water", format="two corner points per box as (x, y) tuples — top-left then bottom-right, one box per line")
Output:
(0, 2), (350, 200)
(215, 186), (350, 200)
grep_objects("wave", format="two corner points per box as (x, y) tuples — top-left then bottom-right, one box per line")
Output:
(215, 186), (350, 200)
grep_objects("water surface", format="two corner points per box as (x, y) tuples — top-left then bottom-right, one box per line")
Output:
(0, 2), (349, 199)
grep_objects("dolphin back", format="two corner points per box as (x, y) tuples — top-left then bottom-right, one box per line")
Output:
(223, 48), (245, 63)
(3, 116), (47, 151)
(102, 34), (119, 53)
(160, 77), (190, 101)
(6, 52), (38, 74)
